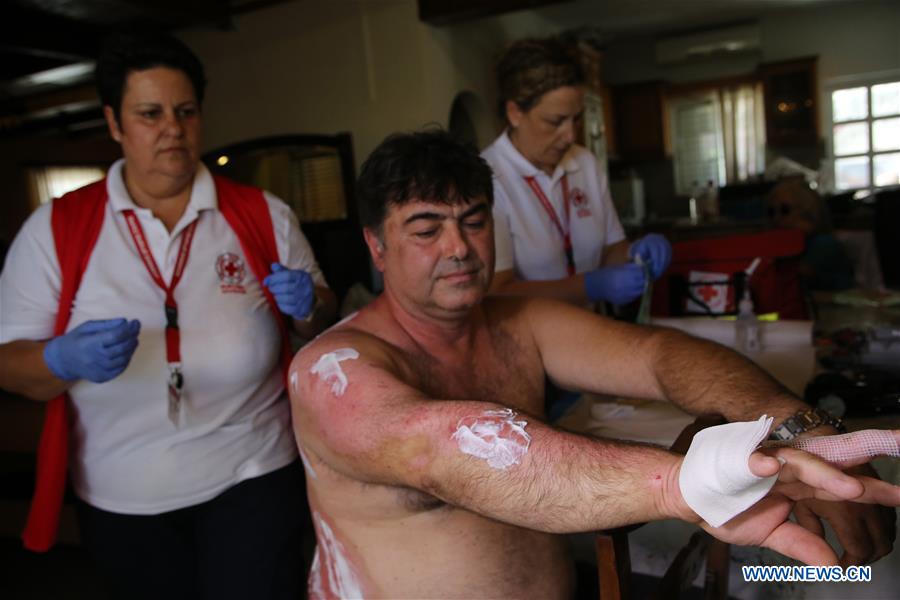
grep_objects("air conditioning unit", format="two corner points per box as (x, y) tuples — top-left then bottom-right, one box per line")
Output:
(655, 23), (760, 65)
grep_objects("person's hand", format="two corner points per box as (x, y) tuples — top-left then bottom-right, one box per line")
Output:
(43, 319), (141, 383)
(794, 462), (896, 566)
(794, 493), (896, 567)
(263, 262), (315, 320)
(629, 234), (672, 279)
(583, 264), (646, 305)
(788, 430), (897, 565)
(698, 444), (900, 565)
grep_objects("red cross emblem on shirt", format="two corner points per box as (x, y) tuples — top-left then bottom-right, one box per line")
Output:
(571, 186), (592, 218)
(216, 252), (246, 286)
(571, 187), (588, 207)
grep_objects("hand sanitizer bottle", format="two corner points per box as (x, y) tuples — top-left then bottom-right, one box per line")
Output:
(735, 288), (760, 353)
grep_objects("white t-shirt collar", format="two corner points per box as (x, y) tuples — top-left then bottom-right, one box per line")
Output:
(497, 129), (581, 184)
(106, 158), (218, 215)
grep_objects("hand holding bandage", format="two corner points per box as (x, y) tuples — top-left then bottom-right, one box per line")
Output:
(678, 417), (900, 565)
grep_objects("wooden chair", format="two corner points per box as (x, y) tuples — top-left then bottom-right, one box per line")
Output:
(595, 415), (730, 600)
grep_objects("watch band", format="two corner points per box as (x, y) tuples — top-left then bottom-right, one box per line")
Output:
(768, 408), (846, 441)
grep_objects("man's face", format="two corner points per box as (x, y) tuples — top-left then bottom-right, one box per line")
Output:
(365, 197), (495, 319)
(104, 66), (201, 184)
(507, 85), (585, 173)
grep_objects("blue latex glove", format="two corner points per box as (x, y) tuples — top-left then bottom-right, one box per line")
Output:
(629, 234), (672, 279)
(262, 262), (315, 320)
(583, 264), (646, 305)
(43, 318), (141, 383)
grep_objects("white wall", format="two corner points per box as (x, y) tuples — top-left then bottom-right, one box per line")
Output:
(182, 0), (513, 169)
(184, 1), (425, 167)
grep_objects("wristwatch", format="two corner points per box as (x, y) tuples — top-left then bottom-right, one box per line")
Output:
(768, 408), (847, 441)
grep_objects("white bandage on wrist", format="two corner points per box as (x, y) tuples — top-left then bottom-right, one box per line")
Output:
(679, 415), (777, 528)
(789, 429), (900, 464)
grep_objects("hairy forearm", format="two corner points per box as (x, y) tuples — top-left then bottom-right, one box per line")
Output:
(648, 327), (807, 422)
(0, 340), (69, 401)
(435, 420), (690, 533)
(323, 399), (692, 534)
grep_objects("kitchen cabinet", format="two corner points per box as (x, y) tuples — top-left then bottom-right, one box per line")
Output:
(611, 81), (668, 161)
(759, 56), (819, 147)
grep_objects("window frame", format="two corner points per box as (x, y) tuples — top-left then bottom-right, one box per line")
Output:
(826, 69), (900, 193)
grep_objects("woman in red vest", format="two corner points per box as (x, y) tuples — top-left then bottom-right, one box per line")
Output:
(0, 31), (336, 600)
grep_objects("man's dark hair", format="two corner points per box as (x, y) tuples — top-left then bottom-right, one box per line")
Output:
(495, 37), (584, 122)
(95, 30), (207, 122)
(357, 129), (494, 232)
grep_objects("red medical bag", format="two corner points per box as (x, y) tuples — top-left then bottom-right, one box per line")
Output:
(651, 229), (808, 320)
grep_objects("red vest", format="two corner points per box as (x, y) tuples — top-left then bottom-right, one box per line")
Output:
(22, 175), (292, 552)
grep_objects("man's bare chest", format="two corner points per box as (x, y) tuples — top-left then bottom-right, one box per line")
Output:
(407, 331), (545, 417)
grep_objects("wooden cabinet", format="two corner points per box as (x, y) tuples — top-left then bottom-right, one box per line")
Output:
(612, 81), (668, 161)
(759, 56), (819, 147)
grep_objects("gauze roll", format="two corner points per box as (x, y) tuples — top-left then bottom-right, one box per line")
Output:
(679, 415), (777, 528)
(789, 430), (900, 465)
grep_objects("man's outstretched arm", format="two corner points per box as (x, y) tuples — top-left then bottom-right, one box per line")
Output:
(525, 297), (898, 565)
(290, 331), (693, 534)
(524, 297), (806, 422)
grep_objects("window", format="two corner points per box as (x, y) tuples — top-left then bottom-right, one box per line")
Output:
(669, 92), (724, 195)
(213, 146), (347, 222)
(668, 82), (766, 196)
(830, 79), (900, 191)
(27, 165), (106, 208)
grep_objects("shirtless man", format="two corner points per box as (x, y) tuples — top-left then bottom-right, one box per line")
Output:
(289, 131), (900, 598)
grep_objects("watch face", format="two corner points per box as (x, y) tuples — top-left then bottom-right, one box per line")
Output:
(817, 394), (847, 418)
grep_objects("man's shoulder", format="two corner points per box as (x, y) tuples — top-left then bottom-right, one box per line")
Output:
(294, 308), (406, 376)
(297, 323), (387, 366)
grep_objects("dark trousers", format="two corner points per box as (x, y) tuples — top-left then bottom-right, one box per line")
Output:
(75, 461), (309, 600)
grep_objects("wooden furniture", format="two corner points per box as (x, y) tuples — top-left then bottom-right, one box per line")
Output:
(611, 81), (668, 162)
(596, 416), (730, 600)
(759, 57), (819, 148)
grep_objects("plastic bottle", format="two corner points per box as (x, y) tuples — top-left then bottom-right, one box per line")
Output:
(703, 179), (719, 221)
(688, 180), (700, 224)
(735, 288), (760, 353)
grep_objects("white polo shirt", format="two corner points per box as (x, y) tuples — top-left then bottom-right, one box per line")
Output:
(482, 131), (625, 281)
(0, 160), (326, 514)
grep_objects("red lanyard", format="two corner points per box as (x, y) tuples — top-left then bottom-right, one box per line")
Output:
(122, 210), (197, 405)
(524, 174), (575, 276)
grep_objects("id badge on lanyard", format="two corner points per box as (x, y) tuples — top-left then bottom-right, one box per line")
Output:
(168, 362), (184, 426)
(124, 210), (197, 427)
